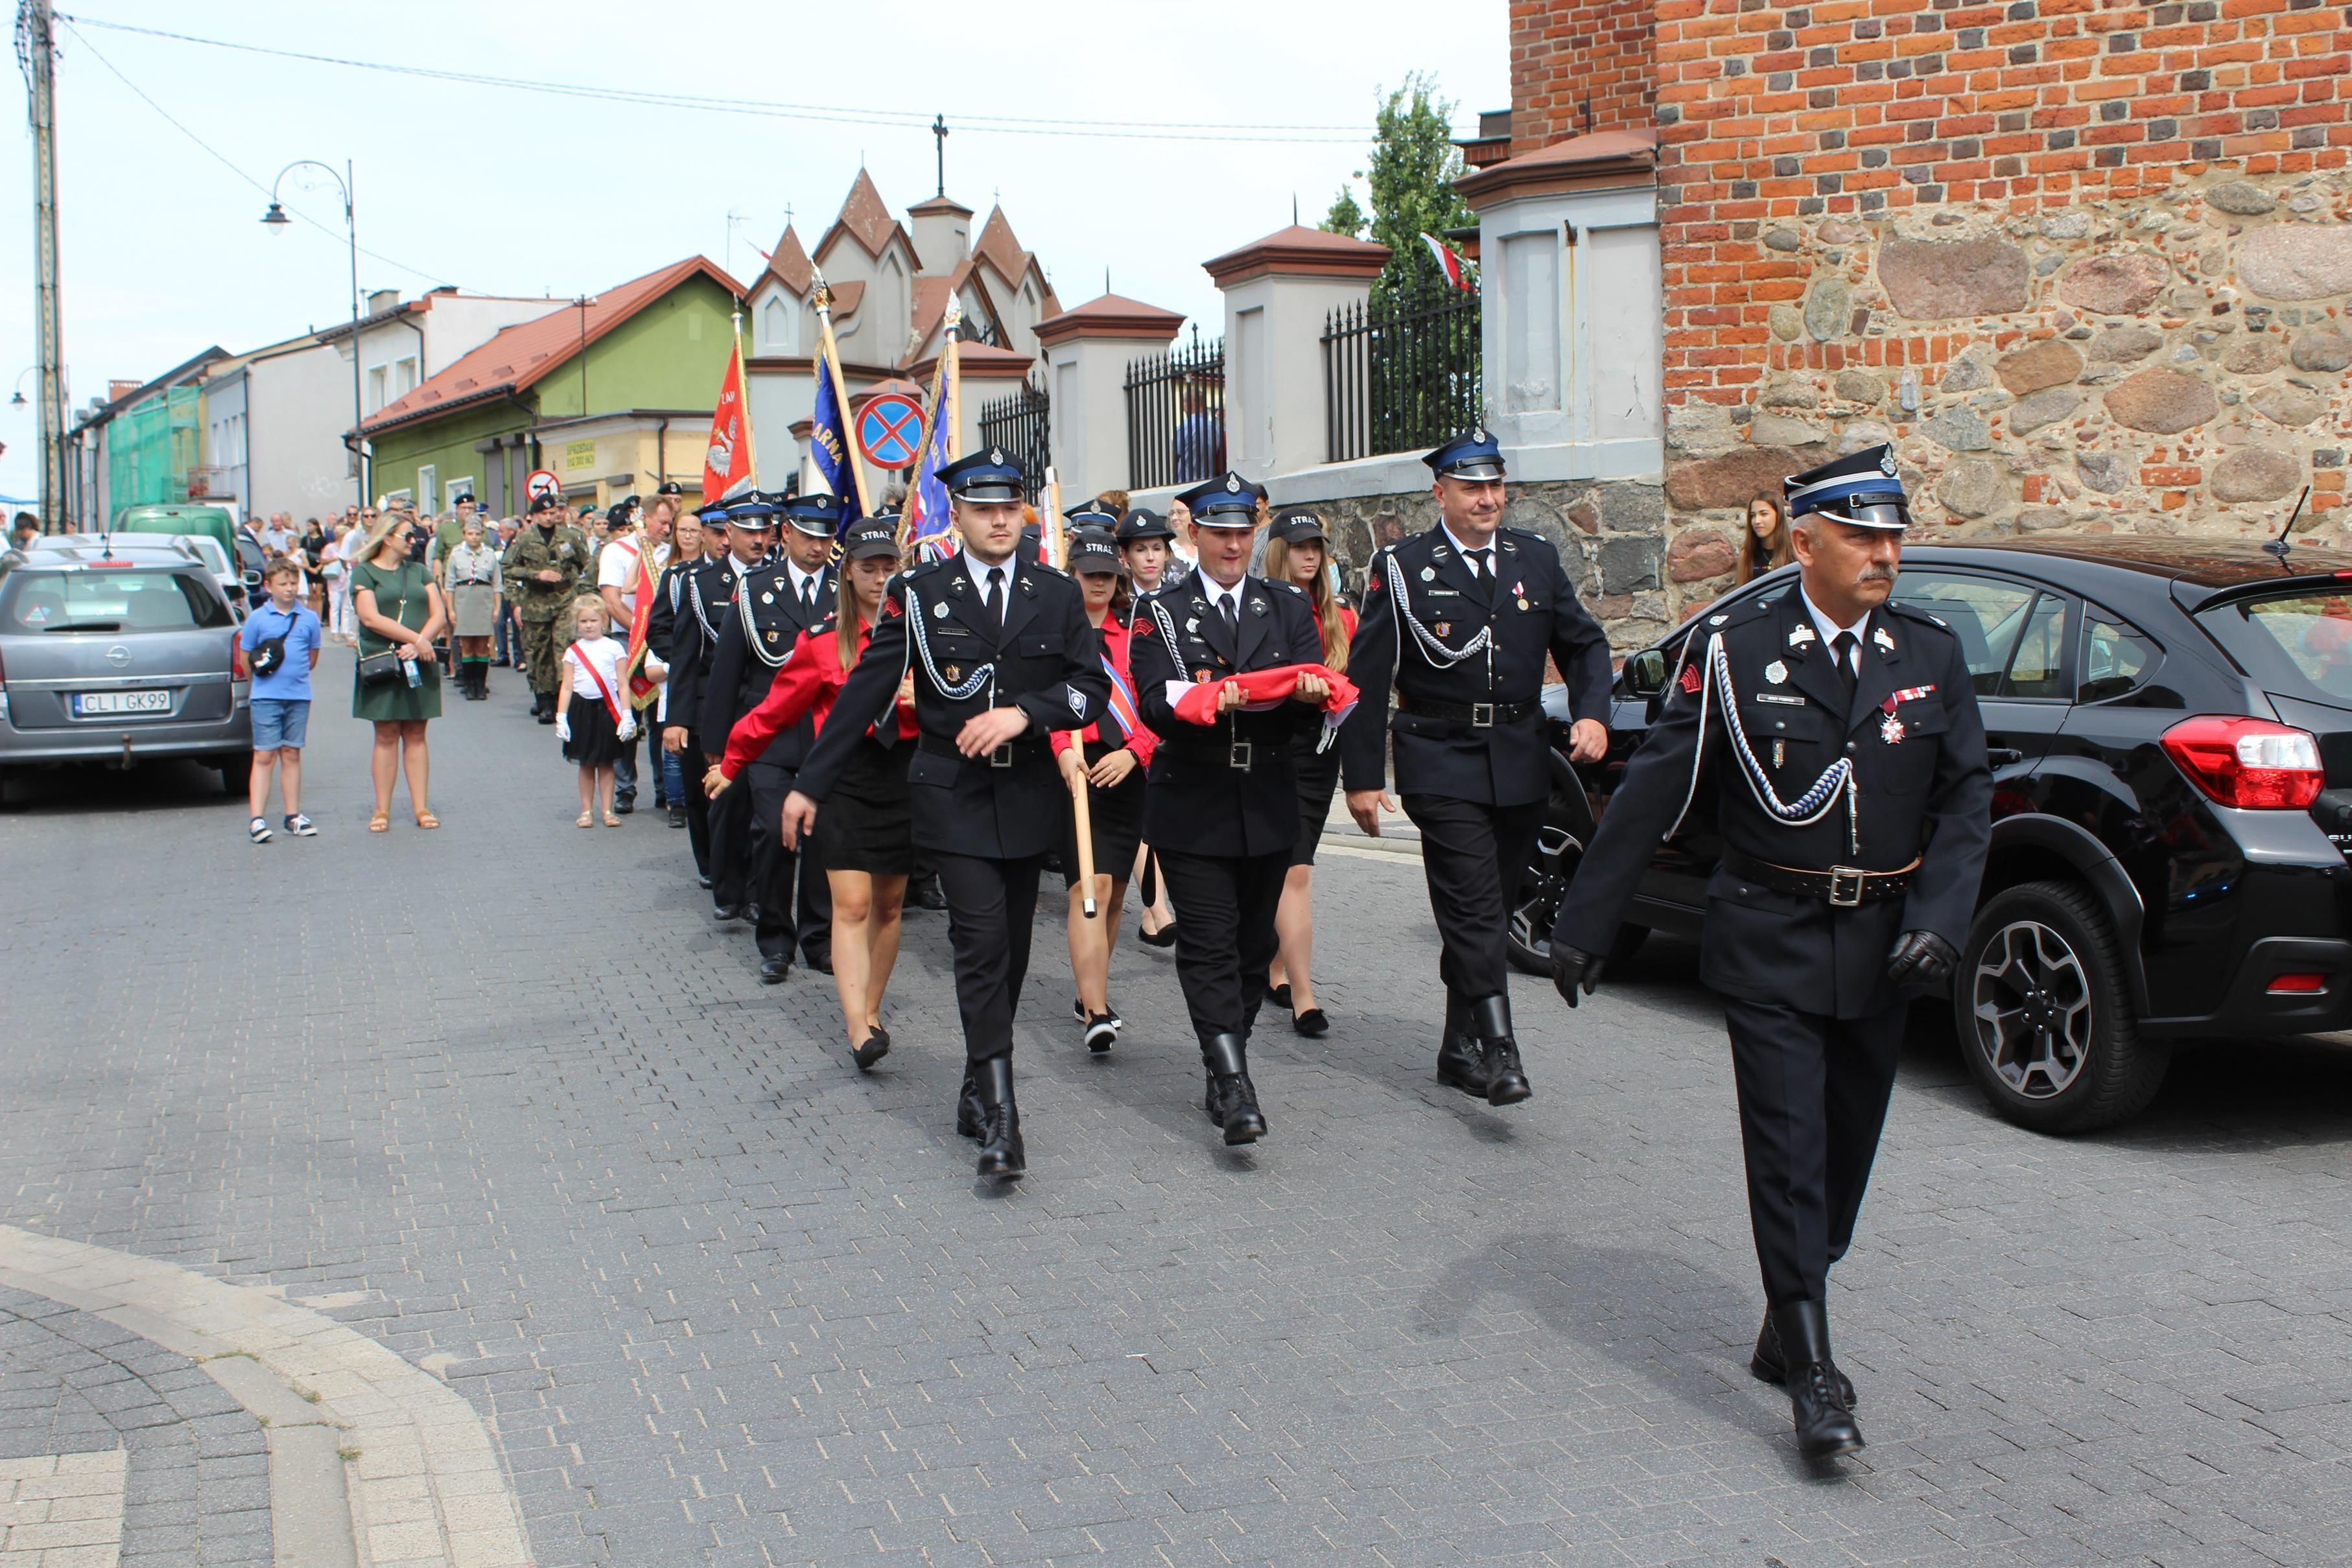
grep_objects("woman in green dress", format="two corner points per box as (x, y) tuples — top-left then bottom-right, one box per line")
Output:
(351, 509), (448, 832)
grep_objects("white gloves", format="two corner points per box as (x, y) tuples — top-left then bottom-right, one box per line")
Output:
(616, 717), (638, 743)
(554, 714), (571, 742)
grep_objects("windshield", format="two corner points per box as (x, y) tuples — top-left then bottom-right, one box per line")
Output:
(2196, 585), (2352, 708)
(0, 569), (232, 634)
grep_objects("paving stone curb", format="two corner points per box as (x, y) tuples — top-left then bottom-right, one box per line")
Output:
(0, 1227), (531, 1568)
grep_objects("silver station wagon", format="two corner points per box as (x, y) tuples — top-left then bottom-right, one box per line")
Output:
(0, 537), (253, 795)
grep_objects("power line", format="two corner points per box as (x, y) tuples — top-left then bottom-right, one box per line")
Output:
(56, 13), (1397, 145)
(56, 18), (466, 290)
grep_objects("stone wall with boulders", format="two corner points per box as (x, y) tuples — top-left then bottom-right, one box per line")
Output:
(1658, 177), (2352, 614)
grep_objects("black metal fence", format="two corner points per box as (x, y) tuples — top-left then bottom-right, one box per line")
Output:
(1322, 283), (1483, 463)
(1124, 326), (1225, 491)
(976, 377), (1051, 502)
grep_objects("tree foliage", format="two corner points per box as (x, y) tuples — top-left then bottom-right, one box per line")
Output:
(1358, 73), (1475, 301)
(1321, 184), (1368, 240)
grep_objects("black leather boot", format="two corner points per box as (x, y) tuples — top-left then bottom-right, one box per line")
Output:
(1772, 1300), (1863, 1458)
(1203, 1033), (1265, 1145)
(1434, 992), (1489, 1098)
(973, 1058), (1026, 1180)
(1750, 1310), (1855, 1409)
(956, 1066), (984, 1140)
(1470, 994), (1532, 1106)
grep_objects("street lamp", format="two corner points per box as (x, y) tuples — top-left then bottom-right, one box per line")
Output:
(261, 159), (364, 511)
(9, 368), (34, 407)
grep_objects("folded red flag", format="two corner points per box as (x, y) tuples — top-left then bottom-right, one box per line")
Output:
(1165, 662), (1359, 749)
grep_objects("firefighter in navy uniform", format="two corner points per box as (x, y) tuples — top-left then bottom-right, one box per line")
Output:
(1549, 445), (1991, 1459)
(1129, 472), (1329, 1147)
(647, 501), (731, 883)
(781, 451), (1109, 1182)
(1339, 429), (1614, 1106)
(686, 498), (773, 916)
(702, 492), (839, 982)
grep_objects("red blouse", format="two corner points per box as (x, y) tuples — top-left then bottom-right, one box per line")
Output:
(1050, 613), (1157, 766)
(718, 620), (916, 781)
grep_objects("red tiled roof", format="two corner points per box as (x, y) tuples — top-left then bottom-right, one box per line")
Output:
(766, 226), (813, 296)
(1033, 292), (1185, 347)
(815, 169), (909, 266)
(970, 206), (1029, 289)
(1201, 224), (1391, 284)
(1455, 127), (1659, 205)
(359, 255), (743, 434)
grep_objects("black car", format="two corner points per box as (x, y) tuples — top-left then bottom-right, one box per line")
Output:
(1517, 537), (2352, 1132)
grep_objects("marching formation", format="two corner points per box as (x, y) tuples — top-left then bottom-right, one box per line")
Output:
(613, 434), (1990, 1462)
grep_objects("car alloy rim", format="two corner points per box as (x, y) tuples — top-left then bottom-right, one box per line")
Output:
(1970, 919), (2093, 1099)
(1508, 825), (1581, 962)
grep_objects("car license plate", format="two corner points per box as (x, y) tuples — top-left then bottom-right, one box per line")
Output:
(71, 690), (173, 717)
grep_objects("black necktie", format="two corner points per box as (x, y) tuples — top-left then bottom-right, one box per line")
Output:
(1468, 546), (1492, 583)
(801, 576), (817, 616)
(1219, 594), (1238, 640)
(1831, 631), (1859, 708)
(985, 567), (1005, 629)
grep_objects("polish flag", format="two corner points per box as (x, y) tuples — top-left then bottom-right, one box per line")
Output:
(1164, 663), (1361, 747)
(1421, 233), (1475, 292)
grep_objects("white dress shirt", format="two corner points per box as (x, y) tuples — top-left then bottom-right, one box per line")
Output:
(1800, 588), (1868, 675)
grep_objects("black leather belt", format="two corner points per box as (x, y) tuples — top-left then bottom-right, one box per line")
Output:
(918, 734), (1043, 769)
(1721, 850), (1921, 907)
(1398, 696), (1536, 727)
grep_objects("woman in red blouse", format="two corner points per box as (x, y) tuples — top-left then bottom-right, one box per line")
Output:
(709, 521), (917, 1071)
(1263, 508), (1356, 1038)
(1054, 528), (1157, 1053)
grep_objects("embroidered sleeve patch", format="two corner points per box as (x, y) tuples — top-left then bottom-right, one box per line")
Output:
(1678, 661), (1703, 695)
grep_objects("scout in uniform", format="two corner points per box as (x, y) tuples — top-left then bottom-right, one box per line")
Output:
(782, 451), (1109, 1181)
(1550, 445), (1992, 1458)
(499, 491), (593, 722)
(1129, 473), (1330, 1147)
(1339, 430), (1614, 1104)
(701, 493), (840, 982)
(690, 497), (773, 915)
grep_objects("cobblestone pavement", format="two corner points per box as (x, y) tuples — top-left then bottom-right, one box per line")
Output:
(3, 649), (2350, 1567)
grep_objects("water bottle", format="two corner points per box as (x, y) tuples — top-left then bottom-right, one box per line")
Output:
(401, 655), (421, 689)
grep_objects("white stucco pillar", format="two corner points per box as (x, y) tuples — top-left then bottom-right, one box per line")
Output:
(1202, 226), (1390, 485)
(1032, 294), (1184, 505)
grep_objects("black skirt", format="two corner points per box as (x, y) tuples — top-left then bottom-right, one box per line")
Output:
(1290, 735), (1343, 867)
(1064, 740), (1147, 887)
(562, 696), (624, 766)
(816, 735), (915, 876)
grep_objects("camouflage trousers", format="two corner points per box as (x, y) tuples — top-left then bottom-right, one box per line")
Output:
(519, 614), (564, 696)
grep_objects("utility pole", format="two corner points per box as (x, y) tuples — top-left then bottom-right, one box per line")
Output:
(17, 0), (67, 530)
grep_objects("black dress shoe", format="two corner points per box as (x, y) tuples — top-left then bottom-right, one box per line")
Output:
(670, 808), (687, 829)
(698, 874), (714, 890)
(1292, 1007), (1330, 1038)
(1471, 995), (1533, 1106)
(1751, 1311), (1856, 1409)
(615, 798), (635, 815)
(853, 1028), (890, 1071)
(1203, 1035), (1265, 1145)
(1269, 983), (1293, 1011)
(537, 709), (556, 725)
(956, 1068), (984, 1140)
(910, 876), (947, 911)
(973, 1059), (1025, 1179)
(759, 957), (790, 985)
(1773, 1301), (1864, 1458)
(805, 953), (834, 976)
(714, 904), (747, 922)
(1435, 993), (1491, 1097)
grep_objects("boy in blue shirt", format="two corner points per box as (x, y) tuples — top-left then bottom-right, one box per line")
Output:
(239, 557), (324, 841)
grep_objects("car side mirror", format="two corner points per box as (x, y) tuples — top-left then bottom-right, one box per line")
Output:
(1623, 648), (1668, 698)
(241, 569), (264, 591)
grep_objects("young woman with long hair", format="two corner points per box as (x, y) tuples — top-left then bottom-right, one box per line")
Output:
(1262, 507), (1354, 1037)
(1055, 528), (1156, 1052)
(706, 519), (916, 1071)
(1739, 492), (1795, 583)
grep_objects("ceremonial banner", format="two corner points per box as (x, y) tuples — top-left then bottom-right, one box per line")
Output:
(809, 272), (872, 536)
(702, 342), (757, 506)
(903, 323), (959, 558)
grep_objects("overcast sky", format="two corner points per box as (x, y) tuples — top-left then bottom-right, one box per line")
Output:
(0, 0), (1507, 505)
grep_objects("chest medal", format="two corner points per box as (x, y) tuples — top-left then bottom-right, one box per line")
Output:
(1879, 715), (1905, 745)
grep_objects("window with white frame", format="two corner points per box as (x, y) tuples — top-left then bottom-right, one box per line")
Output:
(395, 357), (418, 395)
(367, 366), (388, 413)
(417, 463), (438, 515)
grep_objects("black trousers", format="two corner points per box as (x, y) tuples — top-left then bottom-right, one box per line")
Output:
(1400, 794), (1546, 1003)
(613, 730), (638, 803)
(933, 852), (1044, 1063)
(747, 762), (832, 965)
(1721, 996), (1907, 1307)
(681, 738), (712, 879)
(707, 762), (752, 909)
(1158, 848), (1289, 1047)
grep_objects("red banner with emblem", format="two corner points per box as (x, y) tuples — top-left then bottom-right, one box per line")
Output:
(702, 341), (756, 508)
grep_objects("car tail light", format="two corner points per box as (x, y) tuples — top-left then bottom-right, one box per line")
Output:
(2161, 716), (2325, 810)
(230, 636), (250, 681)
(2267, 972), (2329, 994)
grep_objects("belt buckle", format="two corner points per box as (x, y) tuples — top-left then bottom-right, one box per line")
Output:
(1827, 866), (1866, 907)
(1228, 740), (1253, 770)
(1470, 702), (1496, 728)
(988, 743), (1014, 769)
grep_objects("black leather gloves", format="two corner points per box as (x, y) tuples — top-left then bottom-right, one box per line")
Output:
(1551, 944), (1606, 1007)
(1885, 930), (1958, 989)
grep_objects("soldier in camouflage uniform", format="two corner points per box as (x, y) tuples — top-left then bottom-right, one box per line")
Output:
(500, 491), (593, 721)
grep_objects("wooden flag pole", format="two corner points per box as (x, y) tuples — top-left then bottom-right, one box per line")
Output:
(1069, 764), (1098, 919)
(1042, 465), (1063, 570)
(809, 268), (874, 517)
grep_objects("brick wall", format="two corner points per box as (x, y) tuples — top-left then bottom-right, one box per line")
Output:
(1511, 0), (1657, 155)
(1647, 0), (2352, 614)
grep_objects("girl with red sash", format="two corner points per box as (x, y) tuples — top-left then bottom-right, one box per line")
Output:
(1264, 509), (1356, 1037)
(1054, 528), (1157, 1053)
(556, 596), (635, 828)
(708, 522), (916, 1071)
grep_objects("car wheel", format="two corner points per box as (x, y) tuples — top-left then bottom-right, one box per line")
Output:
(1955, 879), (2167, 1133)
(1506, 824), (1648, 974)
(213, 752), (253, 793)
